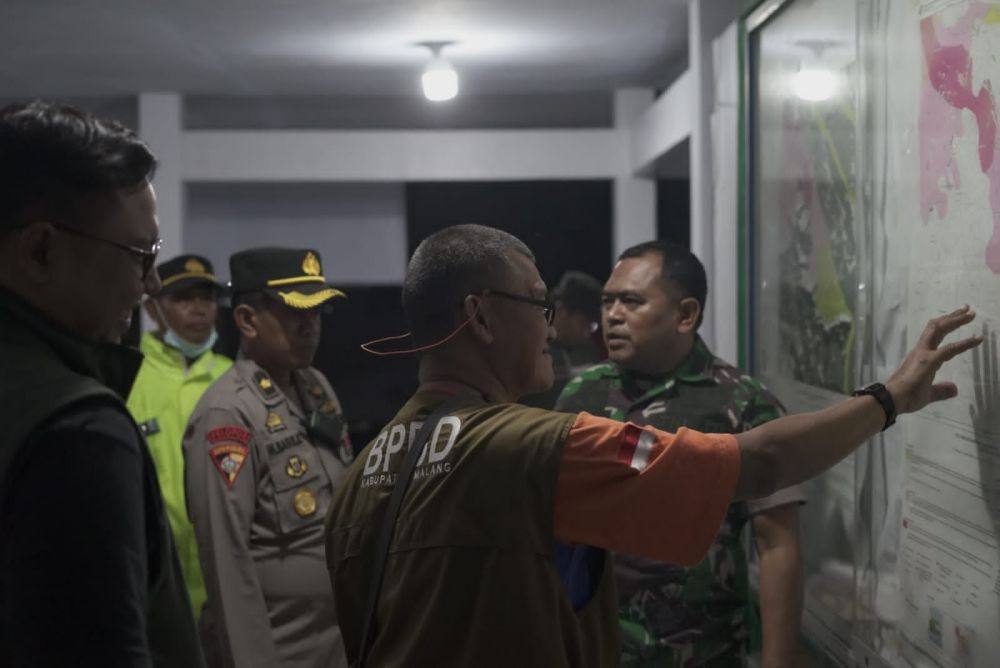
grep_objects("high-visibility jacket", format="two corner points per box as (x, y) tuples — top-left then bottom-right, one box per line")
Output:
(127, 332), (232, 617)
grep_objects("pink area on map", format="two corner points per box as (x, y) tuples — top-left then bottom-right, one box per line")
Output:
(919, 1), (1000, 272)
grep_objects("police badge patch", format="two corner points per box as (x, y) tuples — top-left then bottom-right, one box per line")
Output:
(209, 443), (249, 488)
(206, 424), (253, 488)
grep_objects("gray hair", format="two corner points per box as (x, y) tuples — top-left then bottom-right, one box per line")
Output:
(403, 224), (534, 343)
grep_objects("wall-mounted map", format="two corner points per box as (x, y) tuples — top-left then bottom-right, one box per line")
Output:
(749, 0), (1000, 665)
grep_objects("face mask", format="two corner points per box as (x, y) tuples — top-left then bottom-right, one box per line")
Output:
(150, 297), (218, 359)
(164, 327), (218, 359)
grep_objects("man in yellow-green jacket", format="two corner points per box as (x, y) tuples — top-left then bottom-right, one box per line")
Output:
(128, 254), (232, 619)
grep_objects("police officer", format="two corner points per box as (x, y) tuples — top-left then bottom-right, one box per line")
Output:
(128, 254), (233, 620)
(184, 247), (353, 668)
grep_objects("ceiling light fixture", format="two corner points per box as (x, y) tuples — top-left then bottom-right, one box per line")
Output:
(792, 68), (837, 101)
(792, 39), (841, 102)
(419, 41), (459, 102)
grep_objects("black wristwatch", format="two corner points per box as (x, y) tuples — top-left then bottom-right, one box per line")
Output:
(852, 382), (897, 431)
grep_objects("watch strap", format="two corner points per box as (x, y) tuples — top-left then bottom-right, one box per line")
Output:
(852, 381), (897, 431)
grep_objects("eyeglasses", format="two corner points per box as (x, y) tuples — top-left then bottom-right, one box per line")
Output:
(477, 288), (555, 325)
(54, 224), (162, 279)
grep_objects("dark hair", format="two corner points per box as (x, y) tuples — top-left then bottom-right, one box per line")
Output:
(0, 100), (157, 229)
(403, 224), (534, 343)
(552, 271), (602, 323)
(618, 241), (707, 328)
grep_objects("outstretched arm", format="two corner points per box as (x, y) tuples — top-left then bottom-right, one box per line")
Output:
(735, 306), (981, 500)
(554, 307), (980, 565)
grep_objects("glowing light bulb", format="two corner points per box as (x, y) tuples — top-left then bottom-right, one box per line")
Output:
(793, 68), (837, 101)
(422, 56), (458, 102)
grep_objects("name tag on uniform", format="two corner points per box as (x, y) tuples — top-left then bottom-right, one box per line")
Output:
(138, 418), (160, 437)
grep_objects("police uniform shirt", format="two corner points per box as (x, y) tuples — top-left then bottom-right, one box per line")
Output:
(184, 358), (352, 668)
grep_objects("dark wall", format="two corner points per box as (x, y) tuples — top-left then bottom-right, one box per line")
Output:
(160, 180), (616, 450)
(214, 288), (418, 449)
(656, 178), (691, 249)
(405, 181), (615, 288)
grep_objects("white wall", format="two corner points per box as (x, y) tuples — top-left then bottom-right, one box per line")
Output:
(710, 22), (741, 364)
(184, 182), (408, 285)
(181, 130), (617, 182)
(614, 89), (657, 258)
(631, 70), (695, 174)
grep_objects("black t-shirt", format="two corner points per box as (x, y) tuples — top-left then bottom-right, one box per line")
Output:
(0, 397), (158, 667)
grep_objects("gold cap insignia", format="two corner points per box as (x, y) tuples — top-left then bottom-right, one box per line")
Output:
(259, 377), (273, 390)
(286, 455), (308, 478)
(302, 252), (321, 277)
(293, 488), (317, 517)
(319, 399), (337, 414)
(184, 258), (207, 274)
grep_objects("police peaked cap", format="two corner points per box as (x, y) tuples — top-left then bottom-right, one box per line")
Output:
(156, 254), (225, 296)
(229, 247), (346, 310)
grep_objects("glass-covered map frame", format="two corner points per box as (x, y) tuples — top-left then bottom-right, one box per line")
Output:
(745, 0), (870, 664)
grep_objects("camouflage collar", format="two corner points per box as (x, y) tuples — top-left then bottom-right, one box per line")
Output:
(603, 336), (717, 406)
(668, 336), (716, 383)
(595, 336), (717, 386)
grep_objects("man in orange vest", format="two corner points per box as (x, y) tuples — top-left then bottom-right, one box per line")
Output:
(326, 224), (979, 667)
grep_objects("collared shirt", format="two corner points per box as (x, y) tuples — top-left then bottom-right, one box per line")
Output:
(556, 336), (806, 666)
(184, 359), (353, 668)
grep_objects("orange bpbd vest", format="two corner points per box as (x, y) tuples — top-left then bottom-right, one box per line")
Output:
(326, 392), (621, 667)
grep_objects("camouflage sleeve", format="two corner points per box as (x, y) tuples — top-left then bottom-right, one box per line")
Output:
(737, 375), (786, 431)
(738, 376), (808, 513)
(554, 366), (613, 414)
(554, 374), (588, 412)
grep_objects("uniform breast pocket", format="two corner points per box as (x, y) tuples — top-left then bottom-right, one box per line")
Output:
(268, 448), (332, 534)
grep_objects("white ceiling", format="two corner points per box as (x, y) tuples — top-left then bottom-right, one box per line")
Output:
(0, 0), (691, 97)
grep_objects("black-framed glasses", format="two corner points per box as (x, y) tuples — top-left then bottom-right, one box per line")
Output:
(54, 224), (163, 279)
(477, 288), (555, 325)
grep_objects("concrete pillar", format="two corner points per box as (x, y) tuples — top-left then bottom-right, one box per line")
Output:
(710, 23), (741, 364)
(613, 89), (656, 263)
(139, 93), (183, 260)
(689, 0), (716, 349)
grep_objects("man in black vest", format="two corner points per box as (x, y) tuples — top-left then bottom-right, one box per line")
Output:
(0, 101), (204, 667)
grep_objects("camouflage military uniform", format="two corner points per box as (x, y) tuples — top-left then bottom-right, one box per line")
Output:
(521, 339), (603, 409)
(555, 336), (805, 667)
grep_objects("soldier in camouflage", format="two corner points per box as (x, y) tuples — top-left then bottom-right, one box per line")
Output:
(521, 270), (605, 409)
(556, 241), (805, 667)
